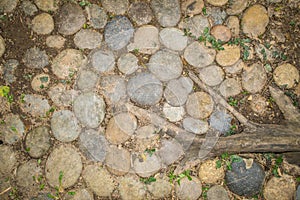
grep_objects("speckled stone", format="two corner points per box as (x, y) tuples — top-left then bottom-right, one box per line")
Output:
(99, 75), (127, 103)
(0, 114), (24, 145)
(21, 0), (37, 16)
(181, 0), (204, 16)
(133, 153), (162, 177)
(31, 13), (54, 35)
(186, 92), (214, 119)
(3, 59), (18, 84)
(250, 94), (268, 115)
(226, 0), (248, 15)
(117, 53), (139, 75)
(74, 29), (102, 50)
(46, 35), (65, 49)
(48, 84), (80, 107)
(199, 65), (224, 86)
(135, 125), (160, 152)
(198, 158), (225, 184)
(183, 117), (209, 135)
(31, 73), (50, 92)
(216, 44), (240, 67)
(224, 59), (245, 74)
(0, 145), (17, 175)
(273, 63), (299, 89)
(226, 16), (240, 37)
(147, 177), (172, 199)
(128, 2), (153, 26)
(219, 78), (242, 98)
(151, 0), (181, 27)
(179, 15), (210, 38)
(206, 7), (227, 25)
(23, 47), (49, 69)
(20, 94), (50, 117)
(207, 185), (230, 200)
(34, 0), (59, 12)
(175, 176), (202, 200)
(101, 0), (129, 15)
(64, 188), (93, 200)
(105, 145), (131, 176)
(159, 28), (188, 51)
(119, 176), (146, 200)
(86, 4), (107, 29)
(0, 0), (18, 13)
(242, 62), (267, 93)
(89, 49), (115, 73)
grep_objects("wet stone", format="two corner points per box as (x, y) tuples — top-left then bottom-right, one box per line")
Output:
(76, 69), (98, 91)
(209, 109), (233, 134)
(242, 62), (267, 93)
(82, 164), (115, 197)
(0, 35), (5, 57)
(31, 13), (54, 35)
(34, 0), (59, 12)
(148, 50), (182, 82)
(127, 72), (163, 106)
(207, 185), (230, 200)
(20, 94), (50, 117)
(0, 114), (24, 145)
(226, 16), (240, 37)
(163, 103), (185, 122)
(186, 92), (214, 119)
(147, 177), (172, 199)
(105, 145), (131, 176)
(175, 176), (202, 200)
(119, 176), (146, 200)
(57, 3), (86, 35)
(133, 153), (162, 177)
(128, 2), (153, 26)
(216, 44), (240, 67)
(158, 139), (184, 166)
(16, 160), (42, 191)
(219, 78), (242, 98)
(64, 188), (93, 200)
(0, 145), (17, 175)
(207, 0), (228, 6)
(23, 47), (49, 69)
(199, 65), (224, 86)
(25, 126), (51, 158)
(74, 29), (102, 50)
(21, 0), (37, 16)
(48, 84), (80, 107)
(87, 4), (107, 29)
(104, 16), (134, 50)
(181, 0), (204, 16)
(31, 73), (50, 92)
(3, 59), (18, 84)
(45, 145), (82, 189)
(89, 49), (115, 73)
(179, 15), (210, 38)
(73, 92), (106, 128)
(210, 25), (231, 42)
(151, 0), (181, 27)
(198, 158), (225, 184)
(0, 0), (18, 13)
(226, 159), (265, 197)
(159, 28), (188, 51)
(273, 63), (299, 89)
(183, 117), (209, 135)
(206, 7), (227, 25)
(184, 42), (216, 68)
(46, 35), (65, 49)
(226, 0), (248, 15)
(117, 53), (139, 75)
(99, 75), (127, 103)
(101, 0), (129, 15)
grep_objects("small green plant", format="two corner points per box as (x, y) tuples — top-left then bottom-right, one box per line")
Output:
(140, 176), (156, 184)
(133, 48), (139, 54)
(272, 51), (287, 61)
(228, 96), (238, 107)
(228, 38), (252, 60)
(284, 91), (299, 108)
(183, 28), (193, 37)
(289, 20), (296, 27)
(20, 94), (25, 103)
(225, 124), (237, 136)
(0, 85), (13, 103)
(296, 177), (300, 182)
(272, 155), (283, 177)
(260, 48), (267, 61)
(169, 170), (192, 185)
(79, 0), (91, 7)
(198, 27), (224, 51)
(67, 191), (76, 196)
(46, 107), (56, 116)
(25, 147), (30, 152)
(202, 186), (210, 199)
(144, 148), (156, 157)
(202, 7), (207, 15)
(216, 153), (243, 170)
(10, 126), (17, 132)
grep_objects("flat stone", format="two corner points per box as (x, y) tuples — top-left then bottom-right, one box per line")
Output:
(34, 0), (59, 12)
(133, 153), (162, 177)
(89, 49), (115, 73)
(207, 185), (230, 200)
(74, 29), (102, 49)
(163, 103), (185, 122)
(148, 50), (182, 82)
(207, 0), (228, 6)
(99, 75), (127, 103)
(128, 2), (153, 26)
(31, 13), (54, 35)
(3, 59), (18, 84)
(183, 117), (209, 135)
(226, 159), (265, 197)
(46, 35), (65, 49)
(199, 65), (224, 86)
(0, 145), (17, 176)
(21, 0), (37, 16)
(101, 0), (128, 15)
(51, 49), (84, 79)
(226, 16), (240, 37)
(57, 3), (86, 35)
(0, 35), (5, 57)
(158, 139), (184, 165)
(127, 25), (160, 54)
(151, 0), (181, 27)
(23, 47), (49, 69)
(51, 110), (81, 142)
(73, 92), (106, 128)
(45, 145), (82, 189)
(219, 78), (242, 98)
(104, 16), (134, 50)
(25, 126), (51, 158)
(206, 7), (227, 25)
(64, 188), (93, 200)
(105, 112), (137, 144)
(31, 73), (50, 92)
(127, 72), (163, 106)
(198, 158), (225, 184)
(135, 125), (160, 152)
(159, 28), (188, 51)
(226, 0), (248, 15)
(117, 53), (139, 75)
(48, 84), (80, 107)
(242, 4), (269, 38)
(179, 15), (210, 38)
(242, 62), (267, 93)
(105, 145), (131, 176)
(181, 0), (204, 16)
(87, 4), (107, 29)
(175, 176), (202, 200)
(82, 164), (114, 197)
(20, 94), (50, 117)
(0, 0), (18, 12)
(250, 94), (268, 115)
(147, 177), (172, 199)
(216, 44), (240, 67)
(76, 69), (98, 91)
(16, 160), (42, 191)
(186, 92), (214, 119)
(119, 176), (146, 200)
(0, 114), (24, 145)
(273, 63), (299, 89)
(184, 42), (216, 68)
(224, 59), (245, 74)
(209, 109), (233, 134)
(210, 25), (231, 42)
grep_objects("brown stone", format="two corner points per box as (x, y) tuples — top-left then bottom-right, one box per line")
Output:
(216, 44), (240, 67)
(105, 145), (131, 176)
(226, 16), (240, 37)
(181, 0), (204, 16)
(186, 92), (214, 119)
(211, 25), (231, 42)
(198, 158), (225, 184)
(273, 63), (299, 89)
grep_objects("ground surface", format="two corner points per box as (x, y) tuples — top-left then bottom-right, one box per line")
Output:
(0, 0), (300, 199)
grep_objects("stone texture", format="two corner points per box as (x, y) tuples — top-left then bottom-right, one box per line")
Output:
(158, 139), (184, 165)
(186, 92), (214, 119)
(199, 65), (224, 86)
(3, 59), (18, 84)
(250, 94), (268, 115)
(101, 0), (129, 15)
(163, 103), (185, 122)
(209, 109), (233, 134)
(23, 47), (49, 69)
(135, 125), (160, 152)
(117, 53), (139, 75)
(147, 177), (172, 199)
(159, 28), (188, 51)
(206, 7), (227, 25)
(64, 188), (93, 200)
(296, 185), (300, 200)
(151, 0), (181, 27)
(87, 4), (107, 29)
(31, 73), (50, 92)
(20, 94), (50, 117)
(119, 176), (146, 200)
(224, 59), (245, 74)
(99, 75), (127, 103)
(184, 42), (216, 68)
(226, 16), (240, 37)
(133, 153), (162, 177)
(226, 0), (248, 15)
(181, 0), (204, 16)
(179, 15), (210, 38)
(48, 84), (80, 107)
(198, 158), (225, 184)
(128, 2), (153, 26)
(175, 176), (202, 200)
(34, 0), (59, 12)
(0, 35), (5, 58)
(0, 145), (17, 175)
(16, 160), (42, 190)
(210, 25), (231, 42)
(46, 35), (65, 49)
(207, 0), (228, 6)
(183, 117), (209, 135)
(0, 114), (24, 145)
(242, 62), (267, 93)
(219, 78), (242, 98)
(74, 29), (102, 49)
(31, 13), (54, 35)
(207, 185), (230, 200)
(216, 44), (240, 67)
(273, 63), (299, 89)
(21, 0), (37, 16)
(89, 49), (115, 73)
(0, 0), (18, 12)
(76, 69), (98, 91)
(105, 145), (131, 176)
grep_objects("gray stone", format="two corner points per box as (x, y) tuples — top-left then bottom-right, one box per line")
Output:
(45, 145), (82, 189)
(135, 125), (160, 152)
(101, 0), (129, 15)
(209, 109), (233, 134)
(104, 16), (134, 50)
(199, 65), (224, 86)
(179, 15), (210, 38)
(64, 188), (93, 200)
(21, 0), (37, 16)
(159, 28), (188, 51)
(57, 3), (86, 35)
(0, 114), (24, 145)
(296, 185), (300, 200)
(0, 35), (5, 57)
(3, 59), (18, 84)
(87, 4), (107, 29)
(128, 2), (153, 26)
(184, 42), (216, 68)
(207, 185), (230, 200)
(31, 73), (50, 92)
(151, 0), (181, 27)
(34, 0), (59, 12)
(206, 7), (227, 25)
(73, 92), (106, 128)
(99, 75), (127, 103)
(51, 110), (81, 142)
(186, 92), (214, 119)
(119, 176), (146, 200)
(20, 94), (50, 117)
(89, 49), (115, 73)
(242, 62), (267, 93)
(48, 84), (80, 107)
(23, 47), (49, 69)
(183, 117), (209, 135)
(219, 78), (242, 98)
(74, 29), (102, 49)
(163, 103), (185, 122)
(16, 160), (42, 191)
(175, 176), (202, 200)
(148, 50), (182, 82)
(127, 72), (163, 106)
(32, 13), (54, 35)
(226, 0), (248, 15)
(158, 139), (184, 165)
(105, 145), (131, 176)
(0, 0), (18, 12)
(133, 153), (162, 177)
(147, 177), (172, 199)
(25, 126), (51, 158)
(226, 159), (265, 197)
(224, 59), (245, 74)
(46, 35), (66, 49)
(76, 69), (99, 91)
(117, 53), (139, 75)
(0, 145), (17, 175)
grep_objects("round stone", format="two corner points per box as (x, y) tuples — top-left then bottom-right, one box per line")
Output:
(74, 29), (102, 49)
(51, 49), (84, 79)
(242, 4), (269, 38)
(242, 62), (267, 93)
(34, 0), (59, 12)
(179, 15), (210, 38)
(207, 0), (228, 6)
(31, 13), (54, 35)
(105, 145), (131, 176)
(164, 77), (193, 106)
(181, 0), (204, 16)
(25, 126), (51, 158)
(199, 65), (224, 86)
(3, 59), (18, 84)
(206, 7), (227, 25)
(183, 117), (209, 135)
(207, 185), (230, 200)
(119, 176), (146, 200)
(87, 4), (107, 29)
(0, 35), (5, 57)
(128, 2), (153, 26)
(0, 145), (17, 175)
(226, 16), (240, 37)
(224, 59), (245, 74)
(127, 72), (163, 106)
(73, 92), (106, 128)
(46, 35), (65, 49)
(117, 53), (139, 75)
(273, 63), (299, 89)
(147, 177), (172, 199)
(226, 0), (248, 15)
(0, 114), (24, 144)
(16, 160), (42, 190)
(250, 94), (268, 115)
(79, 129), (108, 162)
(158, 139), (184, 166)
(135, 125), (160, 152)
(163, 103), (185, 122)
(148, 50), (183, 82)
(210, 25), (231, 42)
(99, 75), (127, 103)
(104, 16), (134, 50)
(51, 110), (81, 142)
(186, 92), (214, 119)
(105, 112), (137, 144)
(0, 0), (18, 13)
(22, 1), (37, 16)
(101, 0), (129, 15)
(89, 49), (115, 73)
(151, 0), (181, 27)
(31, 73), (50, 92)
(216, 44), (240, 67)
(64, 188), (93, 200)
(159, 28), (188, 51)
(76, 69), (99, 91)
(219, 78), (242, 98)
(209, 109), (233, 134)
(198, 159), (225, 184)
(175, 176), (202, 200)
(82, 164), (114, 197)
(23, 47), (49, 69)
(133, 153), (162, 177)
(48, 84), (80, 107)
(20, 94), (50, 117)
(45, 145), (82, 189)
(225, 159), (265, 197)
(127, 25), (160, 55)
(57, 3), (86, 35)
(184, 42), (216, 68)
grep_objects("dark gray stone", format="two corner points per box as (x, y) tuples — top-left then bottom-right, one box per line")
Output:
(151, 0), (181, 27)
(23, 47), (49, 69)
(128, 2), (153, 26)
(209, 109), (233, 134)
